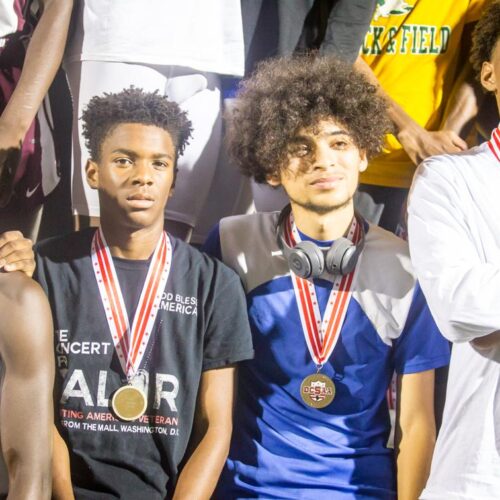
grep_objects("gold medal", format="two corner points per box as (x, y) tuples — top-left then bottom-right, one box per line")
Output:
(300, 373), (336, 408)
(111, 385), (147, 421)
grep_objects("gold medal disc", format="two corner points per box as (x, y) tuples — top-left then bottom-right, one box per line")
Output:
(111, 385), (147, 421)
(300, 373), (336, 408)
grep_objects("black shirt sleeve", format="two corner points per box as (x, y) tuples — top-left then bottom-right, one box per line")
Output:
(202, 265), (254, 371)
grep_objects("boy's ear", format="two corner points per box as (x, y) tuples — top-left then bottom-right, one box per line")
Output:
(481, 60), (498, 94)
(85, 159), (99, 189)
(359, 151), (368, 173)
(266, 172), (282, 187)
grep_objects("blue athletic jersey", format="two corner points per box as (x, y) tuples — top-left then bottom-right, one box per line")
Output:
(203, 212), (450, 499)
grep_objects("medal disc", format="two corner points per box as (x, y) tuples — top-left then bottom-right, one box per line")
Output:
(111, 385), (147, 421)
(300, 373), (336, 408)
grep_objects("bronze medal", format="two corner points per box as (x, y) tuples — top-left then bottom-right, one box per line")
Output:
(111, 385), (147, 421)
(300, 373), (336, 408)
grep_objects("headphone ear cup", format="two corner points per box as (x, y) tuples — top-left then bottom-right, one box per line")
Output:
(325, 237), (357, 275)
(288, 241), (325, 279)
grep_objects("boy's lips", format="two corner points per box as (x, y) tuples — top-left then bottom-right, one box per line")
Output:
(126, 192), (155, 208)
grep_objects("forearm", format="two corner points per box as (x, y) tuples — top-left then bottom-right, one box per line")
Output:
(52, 429), (74, 500)
(172, 425), (230, 500)
(354, 56), (412, 133)
(0, 0), (73, 136)
(396, 420), (436, 500)
(440, 65), (481, 139)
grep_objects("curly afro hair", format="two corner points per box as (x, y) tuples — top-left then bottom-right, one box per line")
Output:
(470, 0), (500, 83)
(82, 86), (192, 162)
(227, 54), (392, 183)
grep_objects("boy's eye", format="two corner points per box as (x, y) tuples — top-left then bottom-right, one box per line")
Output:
(115, 158), (133, 166)
(153, 161), (168, 169)
(330, 138), (350, 149)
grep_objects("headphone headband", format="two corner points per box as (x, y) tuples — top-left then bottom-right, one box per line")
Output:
(276, 204), (365, 279)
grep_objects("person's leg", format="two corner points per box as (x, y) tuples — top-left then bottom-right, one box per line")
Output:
(162, 70), (222, 242)
(357, 184), (408, 234)
(65, 60), (167, 228)
(191, 97), (254, 244)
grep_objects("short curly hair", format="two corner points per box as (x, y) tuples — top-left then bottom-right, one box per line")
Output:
(227, 54), (392, 183)
(470, 0), (500, 82)
(81, 87), (192, 162)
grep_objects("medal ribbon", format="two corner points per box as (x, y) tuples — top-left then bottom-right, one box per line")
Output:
(285, 214), (361, 368)
(91, 228), (171, 379)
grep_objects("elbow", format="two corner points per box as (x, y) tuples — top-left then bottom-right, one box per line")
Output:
(6, 456), (52, 499)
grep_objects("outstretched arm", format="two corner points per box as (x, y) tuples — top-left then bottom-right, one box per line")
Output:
(0, 273), (54, 499)
(395, 370), (436, 500)
(173, 366), (236, 500)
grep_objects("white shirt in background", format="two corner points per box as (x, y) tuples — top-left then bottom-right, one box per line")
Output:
(65, 0), (245, 76)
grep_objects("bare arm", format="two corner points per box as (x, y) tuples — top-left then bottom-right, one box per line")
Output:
(0, 273), (54, 499)
(0, 0), (73, 142)
(395, 370), (436, 500)
(0, 0), (73, 200)
(52, 428), (74, 500)
(354, 57), (467, 165)
(173, 366), (236, 500)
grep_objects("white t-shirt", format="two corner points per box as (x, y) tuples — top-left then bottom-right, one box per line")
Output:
(408, 127), (500, 499)
(65, 0), (245, 76)
(0, 0), (22, 39)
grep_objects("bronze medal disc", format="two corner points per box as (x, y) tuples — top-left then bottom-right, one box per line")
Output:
(300, 373), (336, 408)
(111, 385), (147, 421)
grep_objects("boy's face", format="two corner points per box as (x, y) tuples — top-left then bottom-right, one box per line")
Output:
(86, 123), (176, 230)
(481, 38), (500, 112)
(267, 118), (367, 214)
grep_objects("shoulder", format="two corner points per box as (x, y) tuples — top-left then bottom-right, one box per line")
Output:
(363, 223), (413, 276)
(0, 272), (46, 309)
(217, 212), (286, 292)
(0, 273), (52, 353)
(170, 235), (241, 285)
(35, 228), (95, 262)
(412, 144), (491, 190)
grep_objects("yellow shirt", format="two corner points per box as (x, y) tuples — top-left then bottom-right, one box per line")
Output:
(360, 0), (486, 188)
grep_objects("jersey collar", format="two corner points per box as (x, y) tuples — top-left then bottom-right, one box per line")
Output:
(487, 124), (500, 162)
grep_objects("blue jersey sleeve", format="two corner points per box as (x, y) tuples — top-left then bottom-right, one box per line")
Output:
(201, 223), (222, 260)
(394, 282), (450, 375)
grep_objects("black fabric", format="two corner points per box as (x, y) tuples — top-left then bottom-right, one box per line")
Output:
(112, 256), (150, 326)
(35, 229), (253, 499)
(358, 184), (409, 234)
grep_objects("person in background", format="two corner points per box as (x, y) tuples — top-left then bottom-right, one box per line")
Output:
(356, 0), (488, 233)
(408, 2), (500, 497)
(65, 0), (244, 244)
(0, 0), (73, 240)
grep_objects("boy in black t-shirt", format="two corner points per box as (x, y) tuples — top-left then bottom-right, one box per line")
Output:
(35, 88), (253, 499)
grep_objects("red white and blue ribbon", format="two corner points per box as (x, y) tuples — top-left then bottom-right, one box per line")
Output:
(487, 125), (500, 162)
(91, 228), (171, 379)
(285, 214), (361, 368)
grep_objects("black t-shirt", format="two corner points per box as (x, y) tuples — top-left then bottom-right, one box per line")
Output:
(35, 229), (254, 499)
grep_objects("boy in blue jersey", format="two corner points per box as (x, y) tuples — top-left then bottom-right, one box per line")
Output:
(203, 55), (450, 499)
